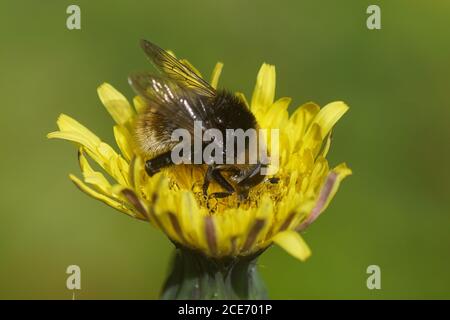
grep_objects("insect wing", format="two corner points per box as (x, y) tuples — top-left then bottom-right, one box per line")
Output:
(128, 72), (207, 135)
(140, 39), (215, 97)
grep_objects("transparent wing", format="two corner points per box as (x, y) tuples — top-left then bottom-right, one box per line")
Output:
(128, 72), (208, 133)
(140, 39), (216, 97)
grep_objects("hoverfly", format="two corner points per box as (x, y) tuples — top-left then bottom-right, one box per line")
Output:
(129, 40), (268, 199)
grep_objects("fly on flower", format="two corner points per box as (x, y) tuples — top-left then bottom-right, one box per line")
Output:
(130, 40), (268, 200)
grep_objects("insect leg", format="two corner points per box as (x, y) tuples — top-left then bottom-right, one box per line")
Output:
(145, 151), (173, 176)
(202, 166), (213, 196)
(210, 192), (234, 199)
(237, 163), (264, 189)
(212, 169), (235, 193)
(203, 166), (235, 198)
(209, 168), (235, 198)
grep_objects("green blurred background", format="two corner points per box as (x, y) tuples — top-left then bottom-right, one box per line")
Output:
(1, 0), (449, 299)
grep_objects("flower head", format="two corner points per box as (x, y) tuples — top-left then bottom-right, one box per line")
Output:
(48, 59), (351, 262)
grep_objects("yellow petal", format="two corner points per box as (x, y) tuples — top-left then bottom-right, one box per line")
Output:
(210, 62), (224, 89)
(47, 114), (101, 151)
(320, 131), (332, 158)
(49, 114), (130, 187)
(272, 230), (311, 261)
(166, 50), (176, 58)
(47, 114), (114, 179)
(203, 216), (218, 255)
(308, 101), (349, 141)
(133, 95), (147, 114)
(48, 115), (123, 181)
(178, 191), (204, 249)
(128, 156), (145, 194)
(299, 101), (348, 156)
(110, 184), (149, 221)
(259, 97), (290, 129)
(289, 102), (320, 137)
(334, 162), (352, 176)
(97, 83), (135, 126)
(251, 63), (276, 114)
(298, 163), (352, 231)
(69, 174), (136, 218)
(78, 148), (112, 194)
(94, 142), (130, 186)
(113, 125), (134, 161)
(235, 92), (249, 109)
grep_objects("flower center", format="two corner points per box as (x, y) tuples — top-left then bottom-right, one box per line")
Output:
(167, 165), (286, 214)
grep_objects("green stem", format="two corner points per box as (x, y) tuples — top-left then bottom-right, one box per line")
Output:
(160, 247), (268, 300)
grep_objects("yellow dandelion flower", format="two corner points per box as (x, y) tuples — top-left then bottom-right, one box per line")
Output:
(48, 47), (351, 299)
